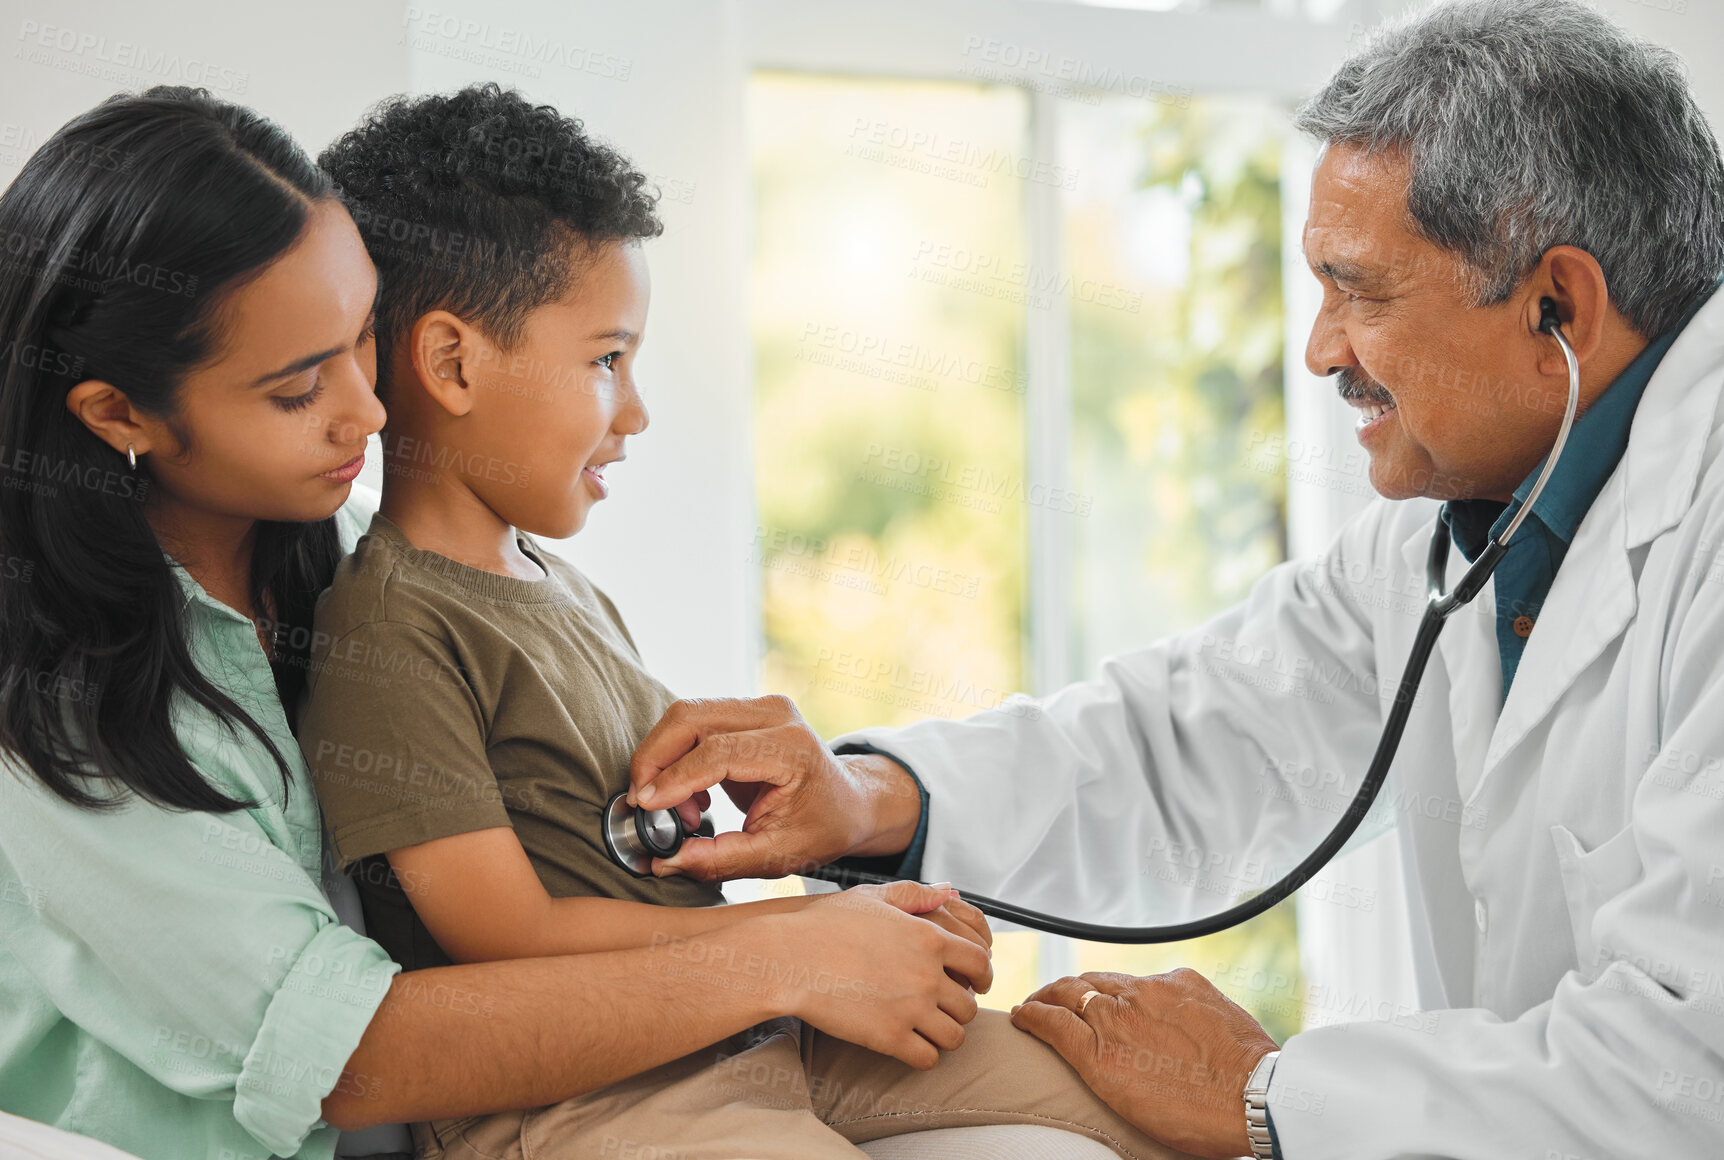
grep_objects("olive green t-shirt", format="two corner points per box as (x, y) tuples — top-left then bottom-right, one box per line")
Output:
(298, 512), (722, 972)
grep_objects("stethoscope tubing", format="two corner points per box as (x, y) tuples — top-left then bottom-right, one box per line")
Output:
(805, 309), (1583, 943)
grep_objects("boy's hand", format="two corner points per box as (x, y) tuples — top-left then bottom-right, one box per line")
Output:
(897, 888), (993, 994)
(764, 881), (991, 1070)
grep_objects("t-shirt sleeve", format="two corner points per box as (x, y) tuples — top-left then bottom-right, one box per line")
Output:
(300, 619), (509, 869)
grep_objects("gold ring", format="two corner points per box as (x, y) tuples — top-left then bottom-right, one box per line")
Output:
(1078, 989), (1102, 1014)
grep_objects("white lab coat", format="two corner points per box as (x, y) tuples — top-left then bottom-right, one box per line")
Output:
(835, 283), (1724, 1159)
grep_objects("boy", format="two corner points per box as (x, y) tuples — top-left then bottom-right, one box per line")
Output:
(302, 83), (1199, 1160)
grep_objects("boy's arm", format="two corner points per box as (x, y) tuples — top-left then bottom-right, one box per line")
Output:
(387, 826), (993, 991)
(385, 825), (809, 960)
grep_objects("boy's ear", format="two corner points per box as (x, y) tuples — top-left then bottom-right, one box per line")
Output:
(409, 311), (480, 418)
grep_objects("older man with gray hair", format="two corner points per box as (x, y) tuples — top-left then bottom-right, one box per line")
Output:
(630, 0), (1724, 1155)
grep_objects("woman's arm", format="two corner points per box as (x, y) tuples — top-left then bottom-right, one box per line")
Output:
(325, 882), (992, 1129)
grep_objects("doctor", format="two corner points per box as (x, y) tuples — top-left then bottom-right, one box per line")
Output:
(629, 0), (1724, 1156)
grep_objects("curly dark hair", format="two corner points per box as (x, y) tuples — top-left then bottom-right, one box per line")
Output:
(319, 83), (662, 395)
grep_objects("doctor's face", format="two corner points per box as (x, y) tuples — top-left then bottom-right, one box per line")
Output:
(1301, 143), (1569, 502)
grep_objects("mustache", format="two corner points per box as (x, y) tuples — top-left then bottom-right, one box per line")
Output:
(1335, 367), (1394, 405)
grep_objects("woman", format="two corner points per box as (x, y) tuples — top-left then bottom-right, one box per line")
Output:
(0, 88), (989, 1160)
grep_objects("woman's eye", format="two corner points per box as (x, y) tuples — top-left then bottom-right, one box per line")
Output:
(272, 380), (325, 413)
(596, 352), (620, 370)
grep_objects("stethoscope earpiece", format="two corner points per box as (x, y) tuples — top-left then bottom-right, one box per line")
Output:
(1538, 296), (1564, 337)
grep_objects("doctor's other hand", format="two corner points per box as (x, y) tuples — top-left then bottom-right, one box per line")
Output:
(1011, 969), (1278, 1160)
(628, 695), (923, 880)
(769, 881), (989, 1070)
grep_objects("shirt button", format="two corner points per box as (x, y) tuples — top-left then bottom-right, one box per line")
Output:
(1512, 616), (1535, 638)
(1475, 899), (1489, 933)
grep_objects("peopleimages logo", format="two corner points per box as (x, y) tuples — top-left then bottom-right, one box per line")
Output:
(957, 35), (1192, 107)
(14, 20), (249, 93)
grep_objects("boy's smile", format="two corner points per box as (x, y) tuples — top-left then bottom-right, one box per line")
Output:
(582, 450), (626, 500)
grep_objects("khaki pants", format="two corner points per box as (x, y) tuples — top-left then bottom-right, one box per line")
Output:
(408, 1011), (1205, 1160)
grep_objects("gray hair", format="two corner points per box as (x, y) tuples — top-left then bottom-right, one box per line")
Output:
(1294, 0), (1724, 338)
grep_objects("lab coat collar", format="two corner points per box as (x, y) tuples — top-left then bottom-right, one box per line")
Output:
(1621, 277), (1724, 549)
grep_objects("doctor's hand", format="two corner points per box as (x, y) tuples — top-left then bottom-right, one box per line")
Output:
(1011, 969), (1278, 1160)
(628, 695), (923, 881)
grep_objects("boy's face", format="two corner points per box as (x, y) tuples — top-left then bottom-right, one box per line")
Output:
(470, 239), (651, 539)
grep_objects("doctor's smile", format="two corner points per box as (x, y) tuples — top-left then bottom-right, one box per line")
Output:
(1335, 367), (1398, 441)
(3, 1), (1724, 1159)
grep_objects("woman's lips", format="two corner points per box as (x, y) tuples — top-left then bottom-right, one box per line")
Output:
(320, 452), (365, 483)
(582, 464), (609, 498)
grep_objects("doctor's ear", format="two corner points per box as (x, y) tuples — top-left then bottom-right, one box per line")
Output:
(408, 310), (479, 417)
(1527, 245), (1614, 373)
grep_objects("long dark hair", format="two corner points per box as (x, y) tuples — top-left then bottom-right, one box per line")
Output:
(0, 87), (343, 813)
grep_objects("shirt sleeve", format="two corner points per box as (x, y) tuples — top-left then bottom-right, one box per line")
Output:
(830, 741), (931, 881)
(300, 619), (507, 868)
(0, 760), (399, 1158)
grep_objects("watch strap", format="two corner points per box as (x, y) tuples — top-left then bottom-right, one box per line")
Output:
(1243, 1049), (1281, 1159)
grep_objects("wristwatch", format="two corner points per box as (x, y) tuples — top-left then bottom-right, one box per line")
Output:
(1243, 1049), (1280, 1159)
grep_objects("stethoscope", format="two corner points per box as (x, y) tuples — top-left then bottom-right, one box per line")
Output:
(604, 299), (1582, 943)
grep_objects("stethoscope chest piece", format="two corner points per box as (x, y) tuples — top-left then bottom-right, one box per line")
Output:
(602, 790), (703, 877)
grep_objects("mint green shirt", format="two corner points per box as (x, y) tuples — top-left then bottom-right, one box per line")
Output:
(0, 488), (401, 1160)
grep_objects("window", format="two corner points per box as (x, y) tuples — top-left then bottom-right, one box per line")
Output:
(1058, 93), (1301, 1041)
(749, 70), (1306, 1039)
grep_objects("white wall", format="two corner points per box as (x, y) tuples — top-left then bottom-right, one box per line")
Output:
(0, 0), (407, 185)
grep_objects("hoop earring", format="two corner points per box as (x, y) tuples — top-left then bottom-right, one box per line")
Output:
(126, 443), (136, 469)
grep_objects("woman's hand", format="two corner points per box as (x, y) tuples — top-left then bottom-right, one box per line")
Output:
(1011, 969), (1278, 1159)
(761, 881), (991, 1069)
